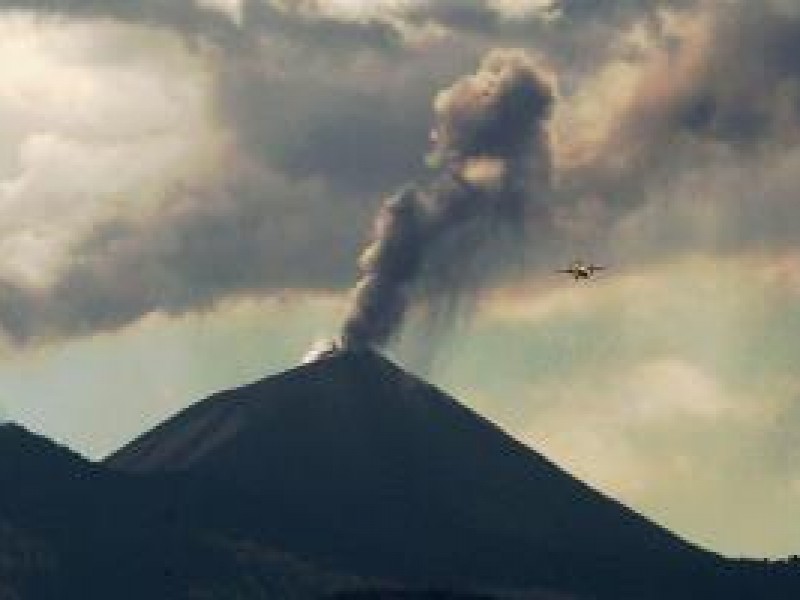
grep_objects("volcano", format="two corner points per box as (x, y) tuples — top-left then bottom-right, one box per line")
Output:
(2, 351), (797, 598)
(105, 349), (742, 598)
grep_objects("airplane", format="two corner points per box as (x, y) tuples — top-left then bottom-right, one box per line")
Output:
(556, 260), (607, 280)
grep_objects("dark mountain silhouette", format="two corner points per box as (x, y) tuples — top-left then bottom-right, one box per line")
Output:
(0, 423), (374, 599)
(2, 351), (798, 598)
(104, 349), (799, 598)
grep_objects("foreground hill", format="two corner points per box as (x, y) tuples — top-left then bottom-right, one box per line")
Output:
(0, 423), (373, 599)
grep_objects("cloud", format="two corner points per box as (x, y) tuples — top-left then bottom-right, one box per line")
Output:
(0, 0), (240, 42)
(622, 358), (737, 421)
(0, 1), (533, 345)
(0, 9), (418, 345)
(555, 2), (800, 191)
(0, 0), (407, 54)
(196, 0), (244, 26)
(522, 0), (800, 290)
(210, 44), (437, 197)
(0, 157), (372, 344)
(2, 0), (800, 349)
(0, 17), (226, 337)
(612, 5), (800, 153)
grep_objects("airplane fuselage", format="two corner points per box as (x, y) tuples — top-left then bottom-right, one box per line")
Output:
(558, 262), (605, 280)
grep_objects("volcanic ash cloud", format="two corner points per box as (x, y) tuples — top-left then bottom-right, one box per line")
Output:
(339, 49), (555, 351)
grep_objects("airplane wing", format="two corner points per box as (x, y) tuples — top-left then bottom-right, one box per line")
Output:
(555, 269), (575, 274)
(590, 265), (607, 271)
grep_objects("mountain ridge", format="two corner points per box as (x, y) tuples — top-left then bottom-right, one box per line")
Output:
(105, 349), (721, 596)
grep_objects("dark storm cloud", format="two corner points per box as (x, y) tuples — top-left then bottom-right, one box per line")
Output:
(0, 160), (368, 344)
(212, 58), (435, 197)
(206, 12), (491, 199)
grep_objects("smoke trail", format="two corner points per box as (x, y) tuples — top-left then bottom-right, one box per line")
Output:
(340, 49), (555, 350)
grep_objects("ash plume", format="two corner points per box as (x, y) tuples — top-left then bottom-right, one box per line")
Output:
(340, 49), (555, 350)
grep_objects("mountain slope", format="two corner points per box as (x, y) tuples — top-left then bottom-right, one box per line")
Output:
(106, 350), (722, 597)
(0, 424), (373, 600)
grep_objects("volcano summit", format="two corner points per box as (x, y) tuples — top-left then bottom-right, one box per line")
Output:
(105, 349), (794, 598)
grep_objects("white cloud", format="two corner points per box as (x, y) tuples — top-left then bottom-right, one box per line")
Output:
(622, 358), (734, 421)
(487, 0), (558, 21)
(0, 15), (218, 286)
(271, 0), (418, 21)
(195, 0), (244, 25)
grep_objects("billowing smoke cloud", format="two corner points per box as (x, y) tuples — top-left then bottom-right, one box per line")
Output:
(340, 50), (554, 350)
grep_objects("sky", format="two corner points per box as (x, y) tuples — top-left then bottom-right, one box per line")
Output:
(0, 0), (798, 558)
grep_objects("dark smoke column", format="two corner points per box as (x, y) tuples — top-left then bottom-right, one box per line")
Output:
(341, 49), (555, 350)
